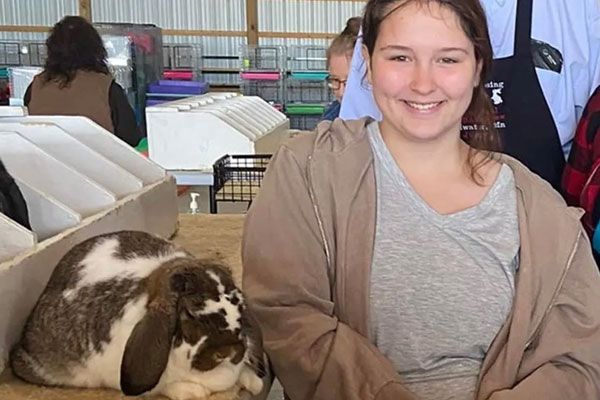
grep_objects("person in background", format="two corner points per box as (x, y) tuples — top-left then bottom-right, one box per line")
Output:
(340, 0), (600, 192)
(242, 0), (600, 399)
(562, 85), (600, 264)
(24, 16), (142, 147)
(322, 17), (361, 121)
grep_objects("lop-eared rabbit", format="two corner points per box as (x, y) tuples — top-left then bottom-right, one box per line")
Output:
(11, 231), (265, 399)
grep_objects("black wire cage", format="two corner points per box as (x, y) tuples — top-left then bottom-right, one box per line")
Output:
(0, 41), (47, 67)
(288, 114), (323, 130)
(240, 79), (285, 106)
(209, 154), (272, 214)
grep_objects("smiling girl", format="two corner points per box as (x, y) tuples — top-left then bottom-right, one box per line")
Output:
(242, 1), (600, 399)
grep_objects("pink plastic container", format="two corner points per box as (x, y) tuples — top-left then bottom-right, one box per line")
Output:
(240, 72), (281, 81)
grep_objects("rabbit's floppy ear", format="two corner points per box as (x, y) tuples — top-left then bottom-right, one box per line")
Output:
(120, 265), (190, 395)
(120, 306), (176, 395)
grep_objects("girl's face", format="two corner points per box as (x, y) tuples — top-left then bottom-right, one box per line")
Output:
(328, 53), (351, 101)
(364, 1), (481, 143)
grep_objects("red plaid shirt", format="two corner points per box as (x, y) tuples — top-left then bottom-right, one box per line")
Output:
(562, 85), (600, 236)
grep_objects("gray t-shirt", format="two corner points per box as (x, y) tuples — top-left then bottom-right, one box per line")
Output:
(367, 123), (520, 400)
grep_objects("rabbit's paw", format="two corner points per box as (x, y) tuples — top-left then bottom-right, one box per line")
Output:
(238, 366), (263, 395)
(162, 381), (211, 400)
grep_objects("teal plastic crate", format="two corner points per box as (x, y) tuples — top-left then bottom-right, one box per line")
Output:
(290, 71), (328, 81)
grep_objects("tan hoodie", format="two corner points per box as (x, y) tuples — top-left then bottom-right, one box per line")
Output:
(242, 118), (600, 400)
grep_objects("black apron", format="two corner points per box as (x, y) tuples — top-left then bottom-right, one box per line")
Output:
(486, 0), (565, 190)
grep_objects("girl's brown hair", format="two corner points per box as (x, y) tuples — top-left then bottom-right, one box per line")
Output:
(362, 0), (501, 183)
(44, 16), (110, 88)
(327, 17), (362, 66)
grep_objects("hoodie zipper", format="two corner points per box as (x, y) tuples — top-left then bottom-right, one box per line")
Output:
(306, 155), (332, 274)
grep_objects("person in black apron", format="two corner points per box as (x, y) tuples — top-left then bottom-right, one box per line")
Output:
(487, 0), (565, 190)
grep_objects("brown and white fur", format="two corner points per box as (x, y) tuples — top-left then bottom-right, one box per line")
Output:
(11, 231), (265, 399)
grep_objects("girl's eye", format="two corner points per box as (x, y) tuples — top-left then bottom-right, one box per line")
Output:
(391, 55), (409, 62)
(440, 57), (458, 64)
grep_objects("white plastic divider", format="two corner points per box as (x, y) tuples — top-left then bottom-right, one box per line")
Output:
(0, 116), (165, 185)
(0, 122), (144, 198)
(0, 131), (116, 217)
(147, 111), (255, 170)
(0, 212), (36, 263)
(146, 93), (289, 170)
(15, 178), (81, 241)
(202, 107), (261, 140)
(0, 106), (27, 117)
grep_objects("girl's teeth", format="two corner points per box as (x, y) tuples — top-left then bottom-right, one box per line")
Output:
(407, 102), (440, 110)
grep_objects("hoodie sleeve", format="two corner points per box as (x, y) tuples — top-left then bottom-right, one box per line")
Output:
(488, 229), (600, 400)
(242, 140), (418, 400)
